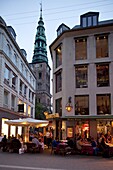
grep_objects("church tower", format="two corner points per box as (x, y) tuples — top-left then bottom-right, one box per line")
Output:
(30, 4), (51, 114)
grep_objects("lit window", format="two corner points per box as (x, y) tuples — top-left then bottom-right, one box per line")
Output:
(75, 95), (89, 115)
(56, 45), (62, 68)
(96, 35), (108, 58)
(75, 38), (87, 60)
(75, 65), (88, 88)
(97, 94), (110, 115)
(96, 64), (109, 87)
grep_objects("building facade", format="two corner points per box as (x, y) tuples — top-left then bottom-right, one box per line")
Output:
(50, 12), (113, 140)
(0, 17), (36, 137)
(30, 5), (51, 113)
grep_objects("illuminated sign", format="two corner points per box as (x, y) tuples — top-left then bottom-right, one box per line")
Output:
(46, 113), (59, 119)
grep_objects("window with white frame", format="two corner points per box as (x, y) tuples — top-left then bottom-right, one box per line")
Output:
(12, 72), (17, 90)
(11, 94), (15, 110)
(4, 90), (9, 107)
(4, 65), (10, 85)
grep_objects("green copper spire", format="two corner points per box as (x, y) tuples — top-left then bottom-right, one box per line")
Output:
(32, 3), (48, 64)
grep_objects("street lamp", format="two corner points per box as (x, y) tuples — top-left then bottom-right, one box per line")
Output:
(65, 97), (73, 112)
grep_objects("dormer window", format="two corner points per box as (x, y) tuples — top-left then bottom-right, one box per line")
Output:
(57, 23), (70, 37)
(81, 12), (99, 28)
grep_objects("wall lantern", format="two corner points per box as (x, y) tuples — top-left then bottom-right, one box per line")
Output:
(65, 97), (73, 112)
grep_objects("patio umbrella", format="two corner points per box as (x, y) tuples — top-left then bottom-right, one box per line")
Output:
(5, 118), (49, 128)
(5, 118), (49, 142)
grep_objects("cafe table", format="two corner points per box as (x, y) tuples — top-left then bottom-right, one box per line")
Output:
(81, 143), (94, 155)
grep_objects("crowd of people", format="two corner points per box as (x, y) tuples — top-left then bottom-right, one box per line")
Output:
(1, 130), (113, 157)
(75, 131), (113, 156)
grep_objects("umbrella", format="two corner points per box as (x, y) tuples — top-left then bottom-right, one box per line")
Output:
(5, 118), (49, 142)
(5, 118), (49, 128)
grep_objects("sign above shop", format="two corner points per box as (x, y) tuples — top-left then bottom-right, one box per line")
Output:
(46, 113), (59, 119)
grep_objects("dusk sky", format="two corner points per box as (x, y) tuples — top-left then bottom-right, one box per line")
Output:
(1, 0), (113, 68)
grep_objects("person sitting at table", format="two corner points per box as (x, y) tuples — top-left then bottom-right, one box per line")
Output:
(9, 137), (21, 153)
(76, 136), (83, 151)
(39, 138), (44, 152)
(51, 137), (59, 154)
(91, 137), (99, 155)
(105, 131), (112, 143)
(32, 135), (41, 148)
(1, 135), (8, 152)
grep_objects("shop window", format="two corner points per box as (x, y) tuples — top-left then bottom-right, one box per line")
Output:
(75, 95), (89, 115)
(76, 121), (89, 138)
(75, 65), (88, 88)
(55, 45), (62, 68)
(97, 94), (111, 115)
(75, 38), (87, 60)
(67, 127), (73, 138)
(55, 71), (62, 93)
(55, 98), (62, 117)
(97, 121), (111, 135)
(96, 35), (108, 58)
(96, 64), (109, 87)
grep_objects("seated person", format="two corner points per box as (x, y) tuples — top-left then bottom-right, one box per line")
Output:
(1, 135), (8, 152)
(10, 137), (21, 153)
(76, 137), (83, 151)
(91, 137), (99, 155)
(39, 138), (44, 151)
(52, 137), (59, 148)
(32, 135), (41, 148)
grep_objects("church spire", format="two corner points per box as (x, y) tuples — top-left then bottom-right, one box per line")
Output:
(32, 3), (48, 64)
(40, 2), (42, 19)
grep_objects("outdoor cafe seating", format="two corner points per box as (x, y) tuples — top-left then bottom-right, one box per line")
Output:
(51, 140), (72, 155)
(24, 142), (43, 153)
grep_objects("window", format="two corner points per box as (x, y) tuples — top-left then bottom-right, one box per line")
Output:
(96, 64), (109, 87)
(28, 105), (31, 116)
(11, 94), (15, 110)
(97, 94), (110, 115)
(67, 127), (73, 138)
(19, 80), (23, 95)
(39, 72), (42, 79)
(93, 16), (97, 26)
(82, 17), (87, 27)
(75, 65), (88, 88)
(75, 95), (89, 115)
(38, 83), (42, 90)
(96, 35), (108, 58)
(56, 71), (62, 93)
(88, 16), (92, 26)
(56, 45), (62, 68)
(4, 65), (10, 85)
(13, 53), (17, 65)
(4, 90), (9, 107)
(12, 72), (17, 90)
(55, 98), (62, 116)
(24, 85), (27, 97)
(75, 38), (87, 60)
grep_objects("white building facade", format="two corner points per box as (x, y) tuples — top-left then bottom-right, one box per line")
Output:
(50, 12), (113, 140)
(0, 17), (36, 137)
